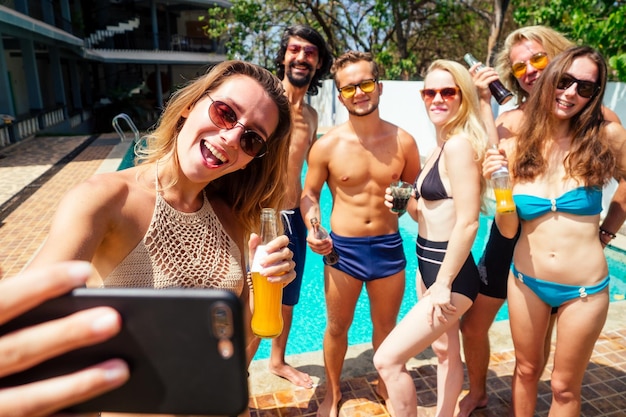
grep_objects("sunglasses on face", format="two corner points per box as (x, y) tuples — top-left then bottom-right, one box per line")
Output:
(556, 74), (599, 99)
(286, 44), (318, 58)
(420, 87), (460, 101)
(337, 79), (377, 99)
(206, 95), (267, 158)
(511, 52), (549, 78)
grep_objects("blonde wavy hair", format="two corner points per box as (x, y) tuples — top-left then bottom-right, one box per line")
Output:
(426, 59), (489, 208)
(136, 60), (292, 235)
(495, 25), (574, 106)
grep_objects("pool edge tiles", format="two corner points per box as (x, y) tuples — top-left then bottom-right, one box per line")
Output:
(247, 300), (626, 397)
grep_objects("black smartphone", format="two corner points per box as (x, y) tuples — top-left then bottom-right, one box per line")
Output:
(0, 287), (248, 416)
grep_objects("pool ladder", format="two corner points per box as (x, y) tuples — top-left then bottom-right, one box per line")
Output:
(112, 113), (140, 143)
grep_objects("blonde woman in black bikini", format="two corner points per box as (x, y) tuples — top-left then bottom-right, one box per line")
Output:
(374, 60), (488, 417)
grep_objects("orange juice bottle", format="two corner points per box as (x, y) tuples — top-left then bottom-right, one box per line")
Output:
(250, 208), (283, 338)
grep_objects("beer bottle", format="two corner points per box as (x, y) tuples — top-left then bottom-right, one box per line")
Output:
(463, 53), (513, 105)
(310, 217), (340, 265)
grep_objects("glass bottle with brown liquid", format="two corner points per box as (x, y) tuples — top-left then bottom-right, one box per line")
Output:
(463, 53), (514, 105)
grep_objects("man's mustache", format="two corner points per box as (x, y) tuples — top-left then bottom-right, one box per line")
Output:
(290, 61), (314, 71)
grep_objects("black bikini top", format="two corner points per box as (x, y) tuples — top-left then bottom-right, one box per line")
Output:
(415, 146), (452, 201)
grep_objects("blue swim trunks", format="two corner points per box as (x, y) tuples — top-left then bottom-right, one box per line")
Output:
(280, 208), (307, 306)
(329, 232), (406, 281)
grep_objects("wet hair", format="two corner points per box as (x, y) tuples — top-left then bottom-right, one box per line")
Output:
(275, 24), (333, 96)
(424, 59), (489, 208)
(495, 25), (574, 105)
(514, 46), (615, 186)
(330, 50), (380, 87)
(137, 60), (292, 234)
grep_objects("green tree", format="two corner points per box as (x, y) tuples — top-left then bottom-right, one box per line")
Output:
(512, 0), (626, 80)
(200, 0), (508, 80)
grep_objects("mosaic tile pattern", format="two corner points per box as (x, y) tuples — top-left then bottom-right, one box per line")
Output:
(249, 330), (626, 416)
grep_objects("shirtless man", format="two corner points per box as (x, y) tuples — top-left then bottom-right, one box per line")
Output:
(269, 25), (333, 388)
(301, 51), (421, 417)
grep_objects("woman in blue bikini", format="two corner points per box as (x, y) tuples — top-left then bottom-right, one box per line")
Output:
(484, 46), (626, 417)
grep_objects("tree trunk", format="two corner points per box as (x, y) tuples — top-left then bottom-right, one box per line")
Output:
(486, 0), (510, 66)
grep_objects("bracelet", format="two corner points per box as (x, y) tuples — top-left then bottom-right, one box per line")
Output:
(599, 227), (617, 240)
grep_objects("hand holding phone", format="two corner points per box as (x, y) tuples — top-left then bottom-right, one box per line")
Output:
(0, 286), (248, 416)
(0, 262), (130, 417)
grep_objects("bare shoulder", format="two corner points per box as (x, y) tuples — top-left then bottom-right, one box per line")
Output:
(60, 168), (139, 217)
(392, 123), (416, 142)
(445, 133), (474, 152)
(605, 121), (626, 149)
(444, 134), (480, 173)
(495, 107), (523, 140)
(496, 107), (523, 123)
(605, 120), (626, 136)
(312, 124), (344, 148)
(303, 102), (319, 120)
(602, 106), (622, 125)
(391, 123), (419, 152)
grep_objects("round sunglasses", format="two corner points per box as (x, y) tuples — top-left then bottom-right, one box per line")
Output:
(286, 43), (318, 59)
(511, 52), (549, 78)
(556, 74), (599, 99)
(206, 95), (267, 158)
(420, 87), (460, 101)
(337, 79), (377, 99)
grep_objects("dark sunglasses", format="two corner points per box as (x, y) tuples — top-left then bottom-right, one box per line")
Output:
(206, 95), (267, 158)
(511, 52), (549, 78)
(338, 79), (377, 99)
(420, 87), (460, 101)
(286, 44), (318, 58)
(556, 74), (599, 99)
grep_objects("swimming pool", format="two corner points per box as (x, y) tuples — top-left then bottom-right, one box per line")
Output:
(116, 144), (626, 360)
(252, 182), (626, 360)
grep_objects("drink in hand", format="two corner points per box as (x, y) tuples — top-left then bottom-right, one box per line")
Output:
(491, 167), (516, 213)
(250, 208), (283, 338)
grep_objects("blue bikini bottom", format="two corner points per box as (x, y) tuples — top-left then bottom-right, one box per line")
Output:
(511, 265), (609, 308)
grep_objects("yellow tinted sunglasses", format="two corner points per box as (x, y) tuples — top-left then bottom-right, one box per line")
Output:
(338, 79), (377, 99)
(511, 52), (549, 78)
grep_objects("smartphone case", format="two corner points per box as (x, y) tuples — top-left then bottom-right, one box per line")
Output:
(0, 287), (248, 416)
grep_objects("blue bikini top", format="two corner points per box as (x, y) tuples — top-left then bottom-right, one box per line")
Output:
(513, 186), (602, 221)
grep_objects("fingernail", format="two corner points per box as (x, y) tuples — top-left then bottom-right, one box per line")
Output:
(91, 311), (120, 333)
(67, 262), (92, 285)
(102, 359), (129, 382)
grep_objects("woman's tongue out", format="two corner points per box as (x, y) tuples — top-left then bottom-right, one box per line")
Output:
(201, 140), (228, 166)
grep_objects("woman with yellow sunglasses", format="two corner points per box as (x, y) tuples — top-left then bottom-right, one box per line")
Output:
(457, 26), (625, 417)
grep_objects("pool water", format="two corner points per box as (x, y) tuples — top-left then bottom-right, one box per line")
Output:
(252, 184), (626, 360)
(117, 144), (626, 361)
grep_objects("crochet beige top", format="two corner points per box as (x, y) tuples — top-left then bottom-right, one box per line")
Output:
(104, 191), (244, 295)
